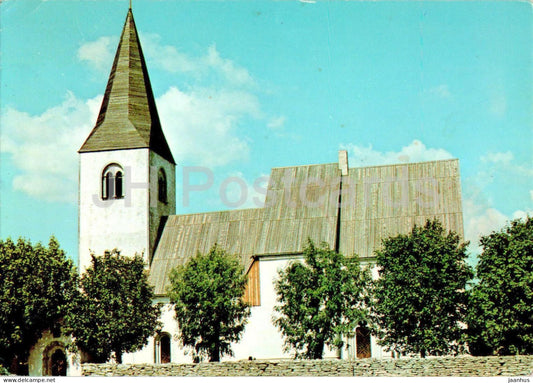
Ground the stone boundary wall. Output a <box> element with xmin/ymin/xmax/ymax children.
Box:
<box><xmin>83</xmin><ymin>355</ymin><xmax>533</xmax><ymax>377</ymax></box>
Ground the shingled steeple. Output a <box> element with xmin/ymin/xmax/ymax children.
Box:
<box><xmin>79</xmin><ymin>8</ymin><xmax>175</xmax><ymax>164</ymax></box>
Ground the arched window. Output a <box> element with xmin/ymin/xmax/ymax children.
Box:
<box><xmin>155</xmin><ymin>333</ymin><xmax>171</xmax><ymax>364</ymax></box>
<box><xmin>158</xmin><ymin>168</ymin><xmax>167</xmax><ymax>203</ymax></box>
<box><xmin>115</xmin><ymin>171</ymin><xmax>123</xmax><ymax>198</ymax></box>
<box><xmin>102</xmin><ymin>164</ymin><xmax>124</xmax><ymax>200</ymax></box>
<box><xmin>102</xmin><ymin>172</ymin><xmax>112</xmax><ymax>200</ymax></box>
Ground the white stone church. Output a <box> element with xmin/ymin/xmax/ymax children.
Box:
<box><xmin>28</xmin><ymin>8</ymin><xmax>464</xmax><ymax>376</ymax></box>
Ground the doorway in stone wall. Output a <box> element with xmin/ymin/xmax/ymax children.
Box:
<box><xmin>356</xmin><ymin>326</ymin><xmax>371</xmax><ymax>358</ymax></box>
<box><xmin>155</xmin><ymin>333</ymin><xmax>171</xmax><ymax>364</ymax></box>
<box><xmin>42</xmin><ymin>342</ymin><xmax>67</xmax><ymax>376</ymax></box>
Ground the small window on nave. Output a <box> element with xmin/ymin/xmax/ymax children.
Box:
<box><xmin>158</xmin><ymin>168</ymin><xmax>167</xmax><ymax>203</ymax></box>
<box><xmin>102</xmin><ymin>164</ymin><xmax>124</xmax><ymax>200</ymax></box>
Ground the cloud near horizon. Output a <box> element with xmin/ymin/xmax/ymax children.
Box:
<box><xmin>1</xmin><ymin>92</ymin><xmax>101</xmax><ymax>203</ymax></box>
<box><xmin>463</xmin><ymin>150</ymin><xmax>532</xmax><ymax>255</ymax></box>
<box><xmin>342</xmin><ymin>141</ymin><xmax>532</xmax><ymax>258</ymax></box>
<box><xmin>342</xmin><ymin>140</ymin><xmax>454</xmax><ymax>167</ymax></box>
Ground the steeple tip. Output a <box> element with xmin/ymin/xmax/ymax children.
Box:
<box><xmin>79</xmin><ymin>0</ymin><xmax>175</xmax><ymax>164</ymax></box>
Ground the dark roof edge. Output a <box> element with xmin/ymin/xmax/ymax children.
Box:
<box><xmin>78</xmin><ymin>145</ymin><xmax>176</xmax><ymax>164</ymax></box>
<box><xmin>78</xmin><ymin>146</ymin><xmax>149</xmax><ymax>154</ymax></box>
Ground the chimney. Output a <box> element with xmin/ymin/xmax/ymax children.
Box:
<box><xmin>338</xmin><ymin>150</ymin><xmax>349</xmax><ymax>176</ymax></box>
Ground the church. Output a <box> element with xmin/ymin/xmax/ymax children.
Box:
<box><xmin>28</xmin><ymin>7</ymin><xmax>463</xmax><ymax>375</ymax></box>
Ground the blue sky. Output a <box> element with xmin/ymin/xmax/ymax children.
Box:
<box><xmin>1</xmin><ymin>0</ymin><xmax>531</xmax><ymax>263</ymax></box>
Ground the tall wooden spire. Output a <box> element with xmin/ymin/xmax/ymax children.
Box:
<box><xmin>79</xmin><ymin>9</ymin><xmax>175</xmax><ymax>164</ymax></box>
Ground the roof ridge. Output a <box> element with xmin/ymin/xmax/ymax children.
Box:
<box><xmin>169</xmin><ymin>207</ymin><xmax>264</xmax><ymax>219</ymax></box>
<box><xmin>348</xmin><ymin>158</ymin><xmax>458</xmax><ymax>170</ymax></box>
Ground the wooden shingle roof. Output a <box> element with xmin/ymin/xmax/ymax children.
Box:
<box><xmin>149</xmin><ymin>163</ymin><xmax>342</xmax><ymax>295</ymax></box>
<box><xmin>149</xmin><ymin>159</ymin><xmax>464</xmax><ymax>295</ymax></box>
<box><xmin>149</xmin><ymin>209</ymin><xmax>266</xmax><ymax>295</ymax></box>
<box><xmin>338</xmin><ymin>159</ymin><xmax>463</xmax><ymax>258</ymax></box>
<box><xmin>79</xmin><ymin>9</ymin><xmax>175</xmax><ymax>164</ymax></box>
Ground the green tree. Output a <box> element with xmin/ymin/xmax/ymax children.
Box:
<box><xmin>0</xmin><ymin>237</ymin><xmax>78</xmax><ymax>374</ymax></box>
<box><xmin>167</xmin><ymin>244</ymin><xmax>250</xmax><ymax>362</ymax></box>
<box><xmin>273</xmin><ymin>239</ymin><xmax>371</xmax><ymax>359</ymax></box>
<box><xmin>466</xmin><ymin>217</ymin><xmax>533</xmax><ymax>355</ymax></box>
<box><xmin>371</xmin><ymin>219</ymin><xmax>473</xmax><ymax>357</ymax></box>
<box><xmin>64</xmin><ymin>250</ymin><xmax>161</xmax><ymax>363</ymax></box>
<box><xmin>0</xmin><ymin>364</ymin><xmax>9</xmax><ymax>376</ymax></box>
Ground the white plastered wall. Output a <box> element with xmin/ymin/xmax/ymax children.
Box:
<box><xmin>148</xmin><ymin>152</ymin><xmax>176</xmax><ymax>264</ymax></box>
<box><xmin>78</xmin><ymin>148</ymin><xmax>151</xmax><ymax>271</ymax></box>
<box><xmin>125</xmin><ymin>256</ymin><xmax>389</xmax><ymax>363</ymax></box>
<box><xmin>233</xmin><ymin>256</ymin><xmax>390</xmax><ymax>360</ymax></box>
<box><xmin>121</xmin><ymin>297</ymin><xmax>191</xmax><ymax>364</ymax></box>
<box><xmin>232</xmin><ymin>256</ymin><xmax>340</xmax><ymax>360</ymax></box>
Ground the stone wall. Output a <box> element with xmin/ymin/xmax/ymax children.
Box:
<box><xmin>82</xmin><ymin>355</ymin><xmax>533</xmax><ymax>377</ymax></box>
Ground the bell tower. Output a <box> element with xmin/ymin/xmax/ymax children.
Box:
<box><xmin>78</xmin><ymin>8</ymin><xmax>176</xmax><ymax>271</ymax></box>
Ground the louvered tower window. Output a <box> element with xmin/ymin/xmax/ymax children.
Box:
<box><xmin>158</xmin><ymin>168</ymin><xmax>167</xmax><ymax>203</ymax></box>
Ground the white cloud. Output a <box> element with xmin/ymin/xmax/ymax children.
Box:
<box><xmin>267</xmin><ymin>116</ymin><xmax>286</xmax><ymax>130</ymax></box>
<box><xmin>157</xmin><ymin>86</ymin><xmax>259</xmax><ymax>168</ymax></box>
<box><xmin>463</xmin><ymin>195</ymin><xmax>509</xmax><ymax>255</ymax></box>
<box><xmin>1</xmin><ymin>92</ymin><xmax>102</xmax><ymax>202</ymax></box>
<box><xmin>512</xmin><ymin>210</ymin><xmax>531</xmax><ymax>220</ymax></box>
<box><xmin>474</xmin><ymin>151</ymin><xmax>533</xmax><ymax>195</ymax></box>
<box><xmin>140</xmin><ymin>33</ymin><xmax>197</xmax><ymax>74</ymax></box>
<box><xmin>463</xmin><ymin>150</ymin><xmax>532</xmax><ymax>257</ymax></box>
<box><xmin>6</xmin><ymin>35</ymin><xmax>264</xmax><ymax>203</ymax></box>
<box><xmin>480</xmin><ymin>151</ymin><xmax>513</xmax><ymax>165</ymax></box>
<box><xmin>77</xmin><ymin>36</ymin><xmax>116</xmax><ymax>72</ymax></box>
<box><xmin>1</xmin><ymin>86</ymin><xmax>259</xmax><ymax>202</ymax></box>
<box><xmin>490</xmin><ymin>90</ymin><xmax>507</xmax><ymax>118</ymax></box>
<box><xmin>463</xmin><ymin>192</ymin><xmax>532</xmax><ymax>256</ymax></box>
<box><xmin>76</xmin><ymin>33</ymin><xmax>262</xmax><ymax>168</ymax></box>
<box><xmin>342</xmin><ymin>140</ymin><xmax>454</xmax><ymax>167</ymax></box>
<box><xmin>79</xmin><ymin>33</ymin><xmax>255</xmax><ymax>88</ymax></box>
<box><xmin>203</xmin><ymin>45</ymin><xmax>255</xmax><ymax>87</ymax></box>
<box><xmin>429</xmin><ymin>84</ymin><xmax>452</xmax><ymax>99</ymax></box>
<box><xmin>141</xmin><ymin>34</ymin><xmax>255</xmax><ymax>88</ymax></box>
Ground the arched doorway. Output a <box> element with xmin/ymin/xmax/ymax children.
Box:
<box><xmin>42</xmin><ymin>342</ymin><xmax>68</xmax><ymax>376</ymax></box>
<box><xmin>154</xmin><ymin>333</ymin><xmax>171</xmax><ymax>364</ymax></box>
<box><xmin>51</xmin><ymin>350</ymin><xmax>67</xmax><ymax>376</ymax></box>
<box><xmin>356</xmin><ymin>326</ymin><xmax>371</xmax><ymax>359</ymax></box>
